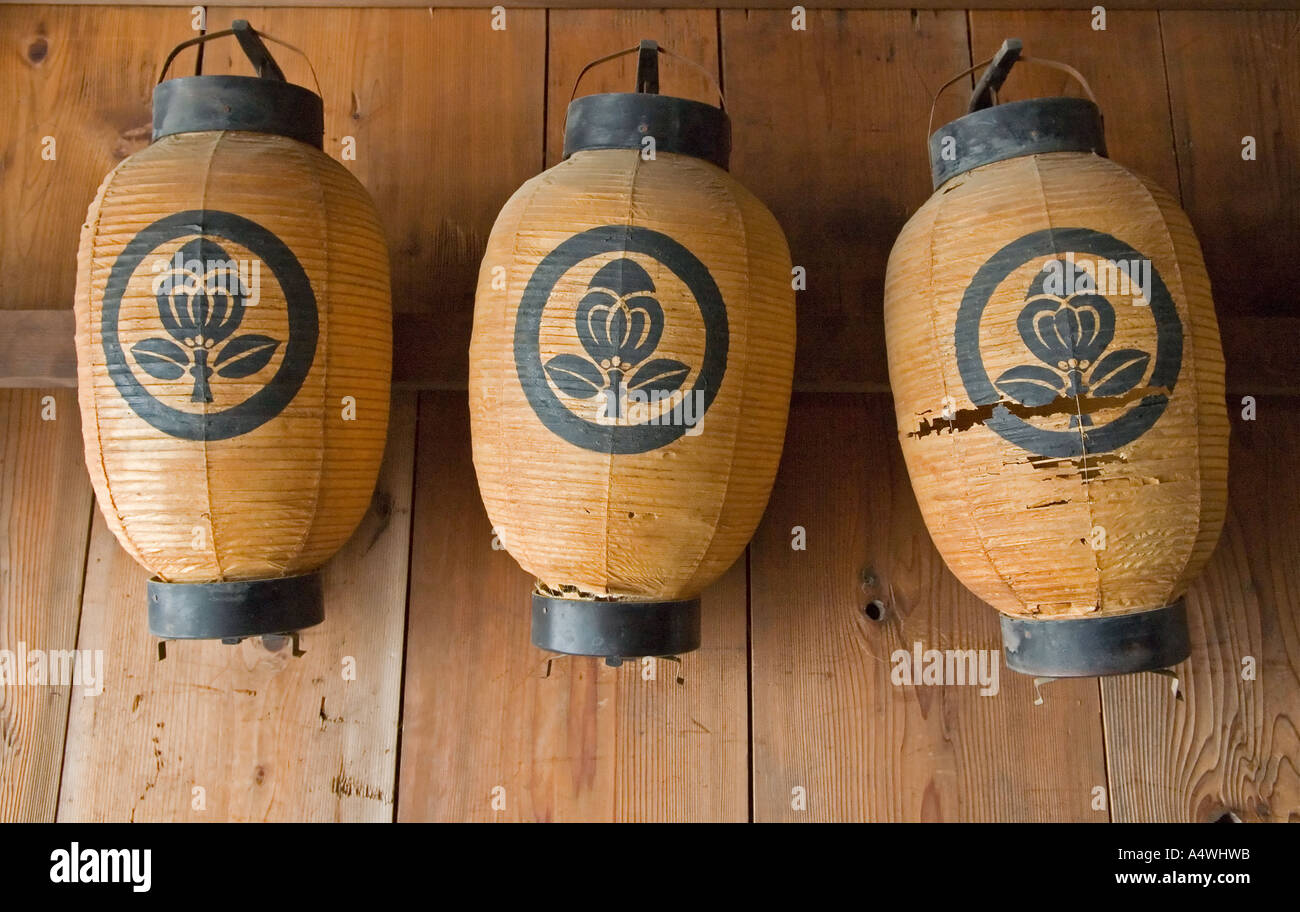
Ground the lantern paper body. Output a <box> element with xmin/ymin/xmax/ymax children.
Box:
<box><xmin>885</xmin><ymin>151</ymin><xmax>1228</xmax><ymax>632</ymax></box>
<box><xmin>470</xmin><ymin>148</ymin><xmax>794</xmax><ymax>605</ymax></box>
<box><xmin>76</xmin><ymin>130</ymin><xmax>391</xmax><ymax>595</ymax></box>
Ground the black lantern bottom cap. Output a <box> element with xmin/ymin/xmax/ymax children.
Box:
<box><xmin>148</xmin><ymin>572</ymin><xmax>323</xmax><ymax>643</ymax></box>
<box><xmin>531</xmin><ymin>592</ymin><xmax>701</xmax><ymax>663</ymax></box>
<box><xmin>1000</xmin><ymin>599</ymin><xmax>1189</xmax><ymax>677</ymax></box>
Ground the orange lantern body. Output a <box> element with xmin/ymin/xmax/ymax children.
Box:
<box><xmin>469</xmin><ymin>43</ymin><xmax>795</xmax><ymax>660</ymax></box>
<box><xmin>884</xmin><ymin>43</ymin><xmax>1228</xmax><ymax>676</ymax></box>
<box><xmin>74</xmin><ymin>23</ymin><xmax>391</xmax><ymax>642</ymax></box>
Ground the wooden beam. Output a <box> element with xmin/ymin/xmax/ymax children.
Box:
<box><xmin>7</xmin><ymin>308</ymin><xmax>1294</xmax><ymax>395</ymax></box>
<box><xmin>1100</xmin><ymin>8</ymin><xmax>1300</xmax><ymax>824</ymax></box>
<box><xmin>0</xmin><ymin>310</ymin><xmax>75</xmax><ymax>388</ymax></box>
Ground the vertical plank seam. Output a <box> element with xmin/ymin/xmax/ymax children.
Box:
<box><xmin>53</xmin><ymin>409</ymin><xmax>98</xmax><ymax>822</ymax></box>
<box><xmin>1155</xmin><ymin>11</ymin><xmax>1186</xmax><ymax>207</ymax></box>
<box><xmin>745</xmin><ymin>545</ymin><xmax>754</xmax><ymax>824</ymax></box>
<box><xmin>715</xmin><ymin>7</ymin><xmax>754</xmax><ymax>825</ymax></box>
<box><xmin>389</xmin><ymin>392</ymin><xmax>423</xmax><ymax>821</ymax></box>
<box><xmin>1098</xmin><ymin>679</ymin><xmax>1113</xmax><ymax>822</ymax></box>
<box><xmin>541</xmin><ymin>8</ymin><xmax>550</xmax><ymax>170</ymax></box>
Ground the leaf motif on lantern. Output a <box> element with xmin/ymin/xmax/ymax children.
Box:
<box><xmin>627</xmin><ymin>358</ymin><xmax>690</xmax><ymax>396</ymax></box>
<box><xmin>1088</xmin><ymin>348</ymin><xmax>1150</xmax><ymax>398</ymax></box>
<box><xmin>214</xmin><ymin>334</ymin><xmax>280</xmax><ymax>379</ymax></box>
<box><xmin>130</xmin><ymin>337</ymin><xmax>190</xmax><ymax>382</ymax></box>
<box><xmin>544</xmin><ymin>353</ymin><xmax>605</xmax><ymax>399</ymax></box>
<box><xmin>994</xmin><ymin>364</ymin><xmax>1066</xmax><ymax>407</ymax></box>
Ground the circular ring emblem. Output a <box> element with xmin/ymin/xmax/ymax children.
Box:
<box><xmin>954</xmin><ymin>227</ymin><xmax>1183</xmax><ymax>458</ymax></box>
<box><xmin>513</xmin><ymin>225</ymin><xmax>729</xmax><ymax>454</ymax></box>
<box><xmin>100</xmin><ymin>210</ymin><xmax>317</xmax><ymax>441</ymax></box>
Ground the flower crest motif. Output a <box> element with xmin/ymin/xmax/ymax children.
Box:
<box><xmin>131</xmin><ymin>237</ymin><xmax>279</xmax><ymax>403</ymax></box>
<box><xmin>543</xmin><ymin>258</ymin><xmax>689</xmax><ymax>419</ymax></box>
<box><xmin>994</xmin><ymin>258</ymin><xmax>1152</xmax><ymax>427</ymax></box>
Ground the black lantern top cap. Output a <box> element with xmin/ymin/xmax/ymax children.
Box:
<box><xmin>563</xmin><ymin>40</ymin><xmax>732</xmax><ymax>171</ymax></box>
<box><xmin>928</xmin><ymin>38</ymin><xmax>1107</xmax><ymax>189</ymax></box>
<box><xmin>152</xmin><ymin>21</ymin><xmax>324</xmax><ymax>149</ymax></box>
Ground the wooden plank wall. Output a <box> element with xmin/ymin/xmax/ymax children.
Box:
<box><xmin>0</xmin><ymin>4</ymin><xmax>1295</xmax><ymax>822</ymax></box>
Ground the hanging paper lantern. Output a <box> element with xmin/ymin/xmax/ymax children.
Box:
<box><xmin>884</xmin><ymin>40</ymin><xmax>1228</xmax><ymax>676</ymax></box>
<box><xmin>75</xmin><ymin>22</ymin><xmax>391</xmax><ymax>643</ymax></box>
<box><xmin>470</xmin><ymin>41</ymin><xmax>795</xmax><ymax>662</ymax></box>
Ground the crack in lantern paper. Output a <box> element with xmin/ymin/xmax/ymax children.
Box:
<box><xmin>908</xmin><ymin>384</ymin><xmax>1172</xmax><ymax>441</ymax></box>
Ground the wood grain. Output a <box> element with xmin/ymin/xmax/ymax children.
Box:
<box><xmin>0</xmin><ymin>4</ymin><xmax>1295</xmax><ymax>825</ymax></box>
<box><xmin>0</xmin><ymin>310</ymin><xmax>74</xmax><ymax>387</ymax></box>
<box><xmin>969</xmin><ymin>9</ymin><xmax>1181</xmax><ymax>192</ymax></box>
<box><xmin>721</xmin><ymin>9</ymin><xmax>971</xmax><ymax>390</ymax></box>
<box><xmin>750</xmin><ymin>394</ymin><xmax>1107</xmax><ymax>821</ymax></box>
<box><xmin>397</xmin><ymin>391</ymin><xmax>748</xmax><ymax>822</ymax></box>
<box><xmin>0</xmin><ymin>390</ymin><xmax>94</xmax><ymax>821</ymax></box>
<box><xmin>1160</xmin><ymin>10</ymin><xmax>1300</xmax><ymax>322</ymax></box>
<box><xmin>0</xmin><ymin>6</ymin><xmax>195</xmax><ymax>311</ymax></box>
<box><xmin>1102</xmin><ymin>398</ymin><xmax>1300</xmax><ymax>822</ymax></box>
<box><xmin>57</xmin><ymin>393</ymin><xmax>415</xmax><ymax>822</ymax></box>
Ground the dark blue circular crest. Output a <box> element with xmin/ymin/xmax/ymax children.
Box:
<box><xmin>954</xmin><ymin>227</ymin><xmax>1183</xmax><ymax>458</ymax></box>
<box><xmin>100</xmin><ymin>210</ymin><xmax>317</xmax><ymax>441</ymax></box>
<box><xmin>513</xmin><ymin>225</ymin><xmax>728</xmax><ymax>454</ymax></box>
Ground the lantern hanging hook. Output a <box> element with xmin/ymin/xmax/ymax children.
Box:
<box><xmin>968</xmin><ymin>37</ymin><xmax>1023</xmax><ymax>112</ymax></box>
<box><xmin>568</xmin><ymin>38</ymin><xmax>727</xmax><ymax>109</ymax></box>
<box><xmin>156</xmin><ymin>19</ymin><xmax>324</xmax><ymax>100</ymax></box>
<box><xmin>926</xmin><ymin>38</ymin><xmax>1099</xmax><ymax>141</ymax></box>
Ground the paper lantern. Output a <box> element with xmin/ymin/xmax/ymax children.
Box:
<box><xmin>470</xmin><ymin>41</ymin><xmax>795</xmax><ymax>661</ymax></box>
<box><xmin>75</xmin><ymin>22</ymin><xmax>391</xmax><ymax>643</ymax></box>
<box><xmin>884</xmin><ymin>41</ymin><xmax>1228</xmax><ymax>676</ymax></box>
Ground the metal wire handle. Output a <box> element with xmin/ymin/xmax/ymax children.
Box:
<box><xmin>157</xmin><ymin>19</ymin><xmax>323</xmax><ymax>99</ymax></box>
<box><xmin>568</xmin><ymin>39</ymin><xmax>727</xmax><ymax>109</ymax></box>
<box><xmin>927</xmin><ymin>38</ymin><xmax>1098</xmax><ymax>140</ymax></box>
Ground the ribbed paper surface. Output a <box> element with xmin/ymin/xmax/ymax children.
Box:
<box><xmin>75</xmin><ymin>131</ymin><xmax>392</xmax><ymax>583</ymax></box>
<box><xmin>470</xmin><ymin>149</ymin><xmax>795</xmax><ymax>600</ymax></box>
<box><xmin>885</xmin><ymin>152</ymin><xmax>1228</xmax><ymax>619</ymax></box>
